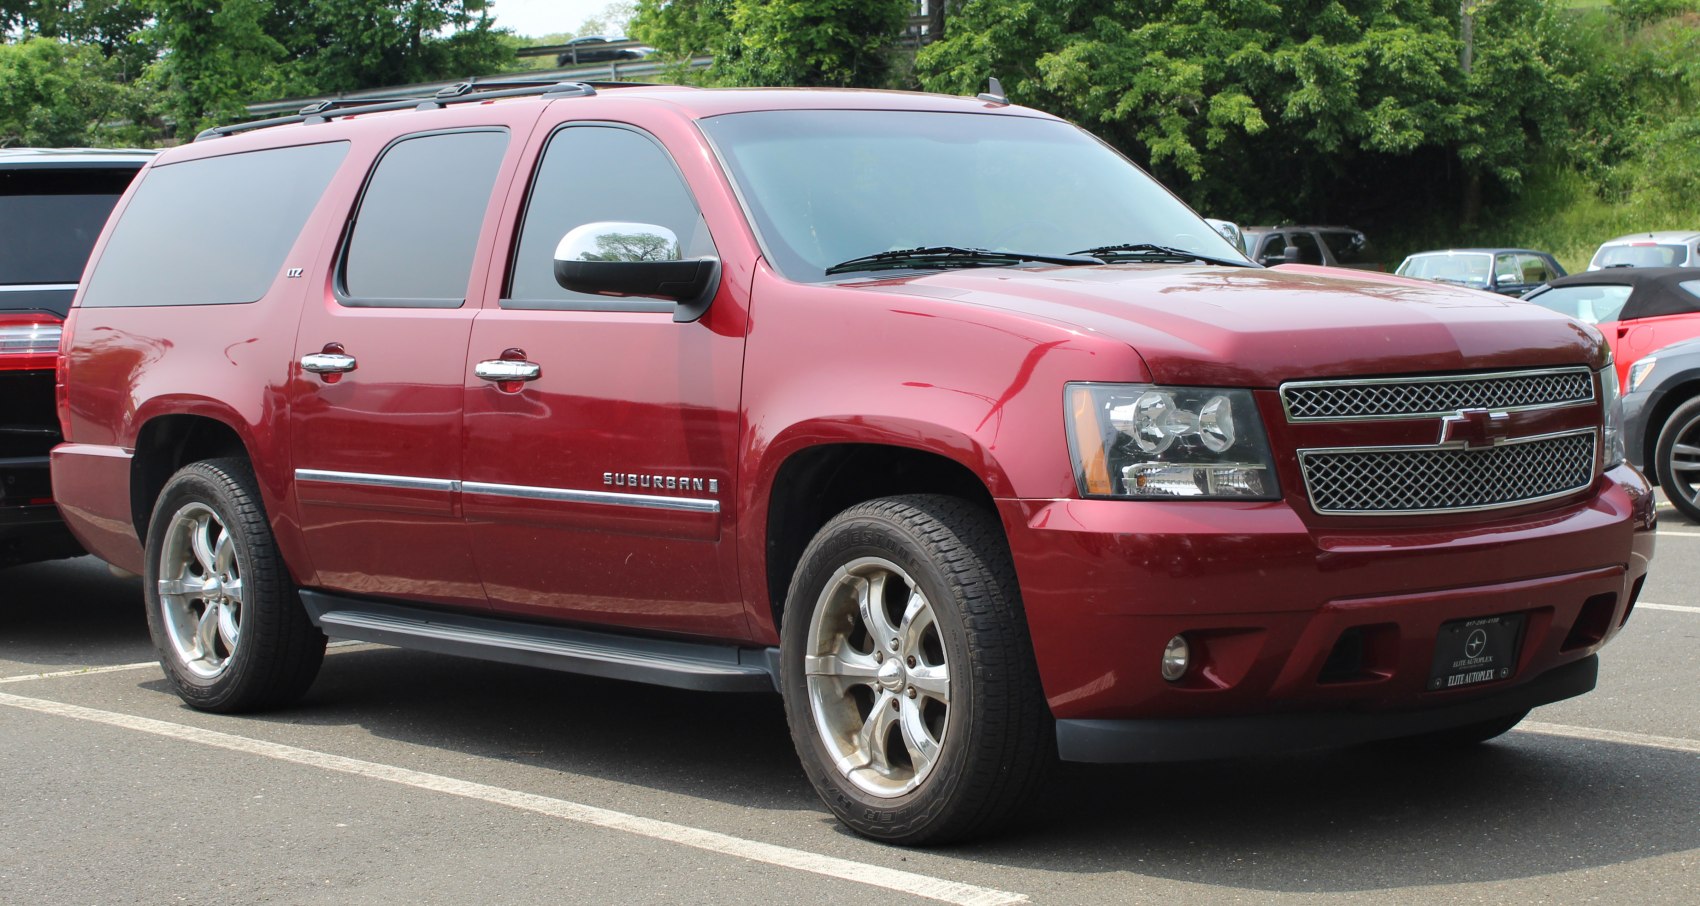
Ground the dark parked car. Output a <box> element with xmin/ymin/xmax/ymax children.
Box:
<box><xmin>1242</xmin><ymin>225</ymin><xmax>1379</xmax><ymax>270</ymax></box>
<box><xmin>1522</xmin><ymin>268</ymin><xmax>1700</xmax><ymax>390</ymax></box>
<box><xmin>1396</xmin><ymin>248</ymin><xmax>1566</xmax><ymax>296</ymax></box>
<box><xmin>1622</xmin><ymin>324</ymin><xmax>1700</xmax><ymax>522</ymax></box>
<box><xmin>1</xmin><ymin>148</ymin><xmax>151</xmax><ymax>568</ymax></box>
<box><xmin>554</xmin><ymin>35</ymin><xmax>653</xmax><ymax>67</ymax></box>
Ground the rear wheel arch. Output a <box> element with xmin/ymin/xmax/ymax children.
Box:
<box><xmin>130</xmin><ymin>415</ymin><xmax>250</xmax><ymax>541</ymax></box>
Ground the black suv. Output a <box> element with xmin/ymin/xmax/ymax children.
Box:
<box><xmin>1</xmin><ymin>148</ymin><xmax>151</xmax><ymax>568</ymax></box>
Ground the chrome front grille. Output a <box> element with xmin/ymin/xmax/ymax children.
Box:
<box><xmin>1281</xmin><ymin>367</ymin><xmax>1593</xmax><ymax>421</ymax></box>
<box><xmin>1298</xmin><ymin>431</ymin><xmax>1597</xmax><ymax>515</ymax></box>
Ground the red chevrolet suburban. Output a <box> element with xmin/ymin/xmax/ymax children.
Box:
<box><xmin>52</xmin><ymin>82</ymin><xmax>1656</xmax><ymax>844</ymax></box>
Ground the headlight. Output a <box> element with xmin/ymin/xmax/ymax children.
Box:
<box><xmin>1066</xmin><ymin>383</ymin><xmax>1279</xmax><ymax>499</ymax></box>
<box><xmin>1626</xmin><ymin>356</ymin><xmax>1657</xmax><ymax>393</ymax></box>
<box><xmin>1600</xmin><ymin>364</ymin><xmax>1625</xmax><ymax>468</ymax></box>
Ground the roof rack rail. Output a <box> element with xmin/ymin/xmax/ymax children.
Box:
<box><xmin>194</xmin><ymin>79</ymin><xmax>643</xmax><ymax>143</ymax></box>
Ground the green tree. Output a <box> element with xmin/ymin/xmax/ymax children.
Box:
<box><xmin>916</xmin><ymin>0</ymin><xmax>1571</xmax><ymax>226</ymax></box>
<box><xmin>0</xmin><ymin>37</ymin><xmax>141</xmax><ymax>147</ymax></box>
<box><xmin>260</xmin><ymin>0</ymin><xmax>514</xmax><ymax>96</ymax></box>
<box><xmin>147</xmin><ymin>0</ymin><xmax>286</xmax><ymax>139</ymax></box>
<box><xmin>630</xmin><ymin>0</ymin><xmax>732</xmax><ymax>83</ymax></box>
<box><xmin>633</xmin><ymin>0</ymin><xmax>910</xmax><ymax>87</ymax></box>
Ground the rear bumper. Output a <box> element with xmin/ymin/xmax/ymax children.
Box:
<box><xmin>1057</xmin><ymin>655</ymin><xmax>1596</xmax><ymax>762</ymax></box>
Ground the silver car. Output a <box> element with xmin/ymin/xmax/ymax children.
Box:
<box><xmin>1588</xmin><ymin>230</ymin><xmax>1700</xmax><ymax>270</ymax></box>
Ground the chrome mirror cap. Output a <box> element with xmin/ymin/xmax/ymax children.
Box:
<box><xmin>554</xmin><ymin>222</ymin><xmax>682</xmax><ymax>264</ymax></box>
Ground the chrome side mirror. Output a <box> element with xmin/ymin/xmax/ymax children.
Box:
<box><xmin>1203</xmin><ymin>218</ymin><xmax>1247</xmax><ymax>256</ymax></box>
<box><xmin>552</xmin><ymin>221</ymin><xmax>719</xmax><ymax>322</ymax></box>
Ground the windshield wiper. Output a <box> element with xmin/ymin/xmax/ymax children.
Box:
<box><xmin>1071</xmin><ymin>243</ymin><xmax>1251</xmax><ymax>268</ymax></box>
<box><xmin>824</xmin><ymin>246</ymin><xmax>1103</xmax><ymax>276</ymax></box>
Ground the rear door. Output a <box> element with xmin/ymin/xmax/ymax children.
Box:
<box><xmin>459</xmin><ymin>118</ymin><xmax>749</xmax><ymax>639</ymax></box>
<box><xmin>289</xmin><ymin>124</ymin><xmax>530</xmax><ymax>606</ymax></box>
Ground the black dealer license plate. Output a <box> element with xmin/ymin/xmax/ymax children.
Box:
<box><xmin>1427</xmin><ymin>614</ymin><xmax>1526</xmax><ymax>691</ymax></box>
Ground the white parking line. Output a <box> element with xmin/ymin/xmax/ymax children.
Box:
<box><xmin>1519</xmin><ymin>721</ymin><xmax>1700</xmax><ymax>756</ymax></box>
<box><xmin>0</xmin><ymin>641</ymin><xmax>379</xmax><ymax>685</ymax></box>
<box><xmin>1639</xmin><ymin>602</ymin><xmax>1700</xmax><ymax>614</ymax></box>
<box><xmin>0</xmin><ymin>661</ymin><xmax>158</xmax><ymax>685</ymax></box>
<box><xmin>1656</xmin><ymin>528</ymin><xmax>1700</xmax><ymax>537</ymax></box>
<box><xmin>0</xmin><ymin>691</ymin><xmax>1027</xmax><ymax>906</ymax></box>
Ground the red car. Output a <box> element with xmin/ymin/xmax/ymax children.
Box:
<box><xmin>53</xmin><ymin>82</ymin><xmax>1655</xmax><ymax>844</ymax></box>
<box><xmin>1522</xmin><ymin>268</ymin><xmax>1700</xmax><ymax>390</ymax></box>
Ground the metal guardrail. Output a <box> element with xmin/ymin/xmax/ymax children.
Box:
<box><xmin>243</xmin><ymin>57</ymin><xmax>713</xmax><ymax>119</ymax></box>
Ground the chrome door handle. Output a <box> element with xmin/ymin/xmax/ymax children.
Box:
<box><xmin>300</xmin><ymin>353</ymin><xmax>357</xmax><ymax>374</ymax></box>
<box><xmin>474</xmin><ymin>359</ymin><xmax>542</xmax><ymax>382</ymax></box>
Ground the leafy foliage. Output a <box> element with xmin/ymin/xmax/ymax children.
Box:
<box><xmin>632</xmin><ymin>0</ymin><xmax>911</xmax><ymax>87</ymax></box>
<box><xmin>0</xmin><ymin>37</ymin><xmax>146</xmax><ymax>147</ymax></box>
<box><xmin>916</xmin><ymin>1</ymin><xmax>1578</xmax><ymax>226</ymax></box>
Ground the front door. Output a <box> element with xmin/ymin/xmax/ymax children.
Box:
<box><xmin>461</xmin><ymin>122</ymin><xmax>748</xmax><ymax>638</ymax></box>
<box><xmin>289</xmin><ymin>127</ymin><xmax>518</xmax><ymax>606</ymax></box>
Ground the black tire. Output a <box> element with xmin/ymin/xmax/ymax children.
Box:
<box><xmin>143</xmin><ymin>458</ymin><xmax>325</xmax><ymax>712</ymax></box>
<box><xmin>1654</xmin><ymin>396</ymin><xmax>1700</xmax><ymax>522</ymax></box>
<box><xmin>1405</xmin><ymin>708</ymin><xmax>1530</xmax><ymax>748</ymax></box>
<box><xmin>779</xmin><ymin>495</ymin><xmax>1051</xmax><ymax>845</ymax></box>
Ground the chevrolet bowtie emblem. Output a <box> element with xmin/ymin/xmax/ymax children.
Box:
<box><xmin>1439</xmin><ymin>408</ymin><xmax>1512</xmax><ymax>449</ymax></box>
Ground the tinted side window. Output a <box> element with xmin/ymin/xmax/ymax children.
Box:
<box><xmin>1517</xmin><ymin>254</ymin><xmax>1555</xmax><ymax>284</ymax></box>
<box><xmin>505</xmin><ymin>125</ymin><xmax>715</xmax><ymax>311</ymax></box>
<box><xmin>81</xmin><ymin>143</ymin><xmax>347</xmax><ymax>308</ymax></box>
<box><xmin>1319</xmin><ymin>230</ymin><xmax>1369</xmax><ymax>266</ymax></box>
<box><xmin>1256</xmin><ymin>234</ymin><xmax>1285</xmax><ymax>259</ymax></box>
<box><xmin>1494</xmin><ymin>254</ymin><xmax>1521</xmax><ymax>283</ymax></box>
<box><xmin>1288</xmin><ymin>232</ymin><xmax>1323</xmax><ymax>265</ymax></box>
<box><xmin>342</xmin><ymin>130</ymin><xmax>509</xmax><ymax>308</ymax></box>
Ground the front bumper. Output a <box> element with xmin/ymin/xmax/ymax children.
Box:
<box><xmin>1058</xmin><ymin>655</ymin><xmax>1596</xmax><ymax>762</ymax></box>
<box><xmin>998</xmin><ymin>465</ymin><xmax>1655</xmax><ymax>756</ymax></box>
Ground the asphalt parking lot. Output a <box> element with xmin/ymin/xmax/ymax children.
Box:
<box><xmin>3</xmin><ymin>510</ymin><xmax>1697</xmax><ymax>905</ymax></box>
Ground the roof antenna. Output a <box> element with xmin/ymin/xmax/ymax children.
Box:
<box><xmin>976</xmin><ymin>77</ymin><xmax>1008</xmax><ymax>106</ymax></box>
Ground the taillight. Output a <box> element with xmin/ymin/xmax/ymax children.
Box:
<box><xmin>0</xmin><ymin>311</ymin><xmax>63</xmax><ymax>372</ymax></box>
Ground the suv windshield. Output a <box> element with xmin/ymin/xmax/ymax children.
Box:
<box><xmin>0</xmin><ymin>168</ymin><xmax>134</xmax><ymax>285</ymax></box>
<box><xmin>699</xmin><ymin>110</ymin><xmax>1246</xmax><ymax>281</ymax></box>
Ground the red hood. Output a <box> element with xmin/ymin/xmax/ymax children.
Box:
<box><xmin>860</xmin><ymin>264</ymin><xmax>1606</xmax><ymax>386</ymax></box>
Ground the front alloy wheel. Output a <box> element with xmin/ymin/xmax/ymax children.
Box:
<box><xmin>805</xmin><ymin>557</ymin><xmax>951</xmax><ymax>798</ymax></box>
<box><xmin>780</xmin><ymin>495</ymin><xmax>1051</xmax><ymax>845</ymax></box>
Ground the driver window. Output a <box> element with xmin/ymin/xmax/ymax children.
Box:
<box><xmin>504</xmin><ymin>125</ymin><xmax>716</xmax><ymax>310</ymax></box>
<box><xmin>1494</xmin><ymin>254</ymin><xmax>1521</xmax><ymax>284</ymax></box>
<box><xmin>1288</xmin><ymin>232</ymin><xmax>1322</xmax><ymax>265</ymax></box>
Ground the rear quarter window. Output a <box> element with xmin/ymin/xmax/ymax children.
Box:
<box><xmin>80</xmin><ymin>142</ymin><xmax>348</xmax><ymax>308</ymax></box>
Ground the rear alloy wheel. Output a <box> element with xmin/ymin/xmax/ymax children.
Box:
<box><xmin>1655</xmin><ymin>396</ymin><xmax>1700</xmax><ymax>522</ymax></box>
<box><xmin>780</xmin><ymin>495</ymin><xmax>1051</xmax><ymax>845</ymax></box>
<box><xmin>144</xmin><ymin>458</ymin><xmax>325</xmax><ymax>712</ymax></box>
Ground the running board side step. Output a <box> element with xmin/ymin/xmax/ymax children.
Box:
<box><xmin>299</xmin><ymin>591</ymin><xmax>780</xmax><ymax>693</ymax></box>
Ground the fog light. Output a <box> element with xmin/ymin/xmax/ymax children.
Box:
<box><xmin>1161</xmin><ymin>634</ymin><xmax>1190</xmax><ymax>681</ymax></box>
